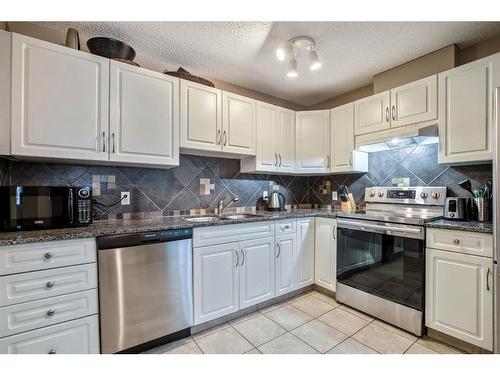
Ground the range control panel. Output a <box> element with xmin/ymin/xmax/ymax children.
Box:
<box><xmin>365</xmin><ymin>186</ymin><xmax>447</xmax><ymax>206</ymax></box>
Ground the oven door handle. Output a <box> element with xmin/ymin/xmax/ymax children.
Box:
<box><xmin>337</xmin><ymin>219</ymin><xmax>423</xmax><ymax>239</ymax></box>
<box><xmin>68</xmin><ymin>189</ymin><xmax>74</xmax><ymax>225</ymax></box>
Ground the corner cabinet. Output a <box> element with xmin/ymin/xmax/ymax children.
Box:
<box><xmin>438</xmin><ymin>53</ymin><xmax>500</xmax><ymax>164</ymax></box>
<box><xmin>109</xmin><ymin>61</ymin><xmax>179</xmax><ymax>167</ymax></box>
<box><xmin>180</xmin><ymin>79</ymin><xmax>222</xmax><ymax>152</ymax></box>
<box><xmin>295</xmin><ymin>110</ymin><xmax>330</xmax><ymax>174</ymax></box>
<box><xmin>11</xmin><ymin>33</ymin><xmax>109</xmax><ymax>161</ymax></box>
<box><xmin>314</xmin><ymin>218</ymin><xmax>336</xmax><ymax>292</ymax></box>
<box><xmin>330</xmin><ymin>103</ymin><xmax>368</xmax><ymax>173</ymax></box>
<box><xmin>222</xmin><ymin>91</ymin><xmax>256</xmax><ymax>155</ymax></box>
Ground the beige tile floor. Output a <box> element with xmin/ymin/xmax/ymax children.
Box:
<box><xmin>144</xmin><ymin>290</ymin><xmax>463</xmax><ymax>355</ymax></box>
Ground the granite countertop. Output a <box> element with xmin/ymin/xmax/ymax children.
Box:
<box><xmin>0</xmin><ymin>209</ymin><xmax>340</xmax><ymax>246</ymax></box>
<box><xmin>424</xmin><ymin>219</ymin><xmax>493</xmax><ymax>234</ymax></box>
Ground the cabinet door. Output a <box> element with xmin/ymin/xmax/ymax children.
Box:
<box><xmin>277</xmin><ymin>107</ymin><xmax>296</xmax><ymax>173</ymax></box>
<box><xmin>331</xmin><ymin>103</ymin><xmax>354</xmax><ymax>173</ymax></box>
<box><xmin>354</xmin><ymin>91</ymin><xmax>390</xmax><ymax>135</ymax></box>
<box><xmin>295</xmin><ymin>110</ymin><xmax>330</xmax><ymax>174</ymax></box>
<box><xmin>296</xmin><ymin>218</ymin><xmax>315</xmax><ymax>288</ymax></box>
<box><xmin>109</xmin><ymin>61</ymin><xmax>179</xmax><ymax>166</ymax></box>
<box><xmin>180</xmin><ymin>79</ymin><xmax>222</xmax><ymax>152</ymax></box>
<box><xmin>255</xmin><ymin>101</ymin><xmax>278</xmax><ymax>172</ymax></box>
<box><xmin>0</xmin><ymin>31</ymin><xmax>10</xmax><ymax>156</ymax></box>
<box><xmin>222</xmin><ymin>91</ymin><xmax>256</xmax><ymax>155</ymax></box>
<box><xmin>314</xmin><ymin>218</ymin><xmax>336</xmax><ymax>292</ymax></box>
<box><xmin>239</xmin><ymin>237</ymin><xmax>275</xmax><ymax>309</ymax></box>
<box><xmin>193</xmin><ymin>243</ymin><xmax>239</xmax><ymax>325</ymax></box>
<box><xmin>426</xmin><ymin>248</ymin><xmax>493</xmax><ymax>350</ymax></box>
<box><xmin>275</xmin><ymin>233</ymin><xmax>297</xmax><ymax>296</ymax></box>
<box><xmin>11</xmin><ymin>33</ymin><xmax>109</xmax><ymax>161</ymax></box>
<box><xmin>390</xmin><ymin>75</ymin><xmax>437</xmax><ymax>128</ymax></box>
<box><xmin>438</xmin><ymin>54</ymin><xmax>500</xmax><ymax>164</ymax></box>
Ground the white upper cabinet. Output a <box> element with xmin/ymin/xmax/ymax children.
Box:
<box><xmin>390</xmin><ymin>75</ymin><xmax>437</xmax><ymax>128</ymax></box>
<box><xmin>277</xmin><ymin>107</ymin><xmax>296</xmax><ymax>173</ymax></box>
<box><xmin>438</xmin><ymin>53</ymin><xmax>500</xmax><ymax>164</ymax></box>
<box><xmin>314</xmin><ymin>218</ymin><xmax>336</xmax><ymax>292</ymax></box>
<box><xmin>0</xmin><ymin>31</ymin><xmax>10</xmax><ymax>156</ymax></box>
<box><xmin>109</xmin><ymin>61</ymin><xmax>179</xmax><ymax>167</ymax></box>
<box><xmin>11</xmin><ymin>33</ymin><xmax>109</xmax><ymax>161</ymax></box>
<box><xmin>180</xmin><ymin>80</ymin><xmax>222</xmax><ymax>152</ymax></box>
<box><xmin>256</xmin><ymin>101</ymin><xmax>279</xmax><ymax>172</ymax></box>
<box><xmin>330</xmin><ymin>103</ymin><xmax>368</xmax><ymax>173</ymax></box>
<box><xmin>354</xmin><ymin>91</ymin><xmax>390</xmax><ymax>135</ymax></box>
<box><xmin>222</xmin><ymin>91</ymin><xmax>256</xmax><ymax>155</ymax></box>
<box><xmin>295</xmin><ymin>110</ymin><xmax>330</xmax><ymax>174</ymax></box>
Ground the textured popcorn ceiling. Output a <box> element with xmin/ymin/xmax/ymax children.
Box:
<box><xmin>32</xmin><ymin>21</ymin><xmax>500</xmax><ymax>106</ymax></box>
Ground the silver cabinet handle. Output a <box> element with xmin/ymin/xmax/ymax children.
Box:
<box><xmin>392</xmin><ymin>105</ymin><xmax>396</xmax><ymax>121</ymax></box>
<box><xmin>274</xmin><ymin>153</ymin><xmax>278</xmax><ymax>166</ymax></box>
<box><xmin>276</xmin><ymin>242</ymin><xmax>281</xmax><ymax>258</ymax></box>
<box><xmin>332</xmin><ymin>224</ymin><xmax>336</xmax><ymax>240</ymax></box>
<box><xmin>223</xmin><ymin>131</ymin><xmax>227</xmax><ymax>146</ymax></box>
<box><xmin>453</xmin><ymin>239</ymin><xmax>460</xmax><ymax>245</ymax></box>
<box><xmin>386</xmin><ymin>107</ymin><xmax>389</xmax><ymax>122</ymax></box>
<box><xmin>46</xmin><ymin>309</ymin><xmax>55</xmax><ymax>317</ymax></box>
<box><xmin>112</xmin><ymin>133</ymin><xmax>116</xmax><ymax>153</ymax></box>
<box><xmin>279</xmin><ymin>154</ymin><xmax>282</xmax><ymax>167</ymax></box>
<box><xmin>216</xmin><ymin>129</ymin><xmax>221</xmax><ymax>145</ymax></box>
<box><xmin>235</xmin><ymin>250</ymin><xmax>240</xmax><ymax>268</ymax></box>
<box><xmin>240</xmin><ymin>249</ymin><xmax>245</xmax><ymax>266</ymax></box>
<box><xmin>46</xmin><ymin>281</ymin><xmax>55</xmax><ymax>289</ymax></box>
<box><xmin>326</xmin><ymin>155</ymin><xmax>330</xmax><ymax>169</ymax></box>
<box><xmin>487</xmin><ymin>268</ymin><xmax>491</xmax><ymax>291</ymax></box>
<box><xmin>48</xmin><ymin>349</ymin><xmax>56</xmax><ymax>354</ymax></box>
<box><xmin>102</xmin><ymin>131</ymin><xmax>106</xmax><ymax>152</ymax></box>
<box><xmin>349</xmin><ymin>152</ymin><xmax>352</xmax><ymax>166</ymax></box>
<box><xmin>44</xmin><ymin>252</ymin><xmax>53</xmax><ymax>260</ymax></box>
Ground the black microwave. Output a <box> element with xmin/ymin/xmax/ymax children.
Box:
<box><xmin>0</xmin><ymin>186</ymin><xmax>92</xmax><ymax>231</ymax></box>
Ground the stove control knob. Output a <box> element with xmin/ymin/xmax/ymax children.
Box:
<box><xmin>432</xmin><ymin>192</ymin><xmax>441</xmax><ymax>199</ymax></box>
<box><xmin>420</xmin><ymin>192</ymin><xmax>428</xmax><ymax>199</ymax></box>
<box><xmin>378</xmin><ymin>192</ymin><xmax>384</xmax><ymax>198</ymax></box>
<box><xmin>369</xmin><ymin>191</ymin><xmax>375</xmax><ymax>198</ymax></box>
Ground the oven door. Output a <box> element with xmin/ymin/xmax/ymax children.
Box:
<box><xmin>0</xmin><ymin>186</ymin><xmax>74</xmax><ymax>231</ymax></box>
<box><xmin>336</xmin><ymin>218</ymin><xmax>425</xmax><ymax>311</ymax></box>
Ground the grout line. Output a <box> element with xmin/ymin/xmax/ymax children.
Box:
<box><xmin>427</xmin><ymin>166</ymin><xmax>449</xmax><ymax>186</ymax></box>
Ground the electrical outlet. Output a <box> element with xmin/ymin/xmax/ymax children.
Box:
<box><xmin>121</xmin><ymin>192</ymin><xmax>130</xmax><ymax>205</ymax></box>
<box><xmin>262</xmin><ymin>191</ymin><xmax>269</xmax><ymax>200</ymax></box>
<box><xmin>332</xmin><ymin>191</ymin><xmax>338</xmax><ymax>201</ymax></box>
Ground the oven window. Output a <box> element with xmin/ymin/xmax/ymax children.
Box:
<box><xmin>336</xmin><ymin>227</ymin><xmax>424</xmax><ymax>311</ymax></box>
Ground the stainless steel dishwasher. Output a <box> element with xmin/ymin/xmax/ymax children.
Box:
<box><xmin>97</xmin><ymin>228</ymin><xmax>193</xmax><ymax>354</ymax></box>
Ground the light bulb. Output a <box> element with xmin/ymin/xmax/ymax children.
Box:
<box><xmin>276</xmin><ymin>48</ymin><xmax>286</xmax><ymax>62</ymax></box>
<box><xmin>309</xmin><ymin>49</ymin><xmax>322</xmax><ymax>71</ymax></box>
<box><xmin>287</xmin><ymin>58</ymin><xmax>298</xmax><ymax>78</ymax></box>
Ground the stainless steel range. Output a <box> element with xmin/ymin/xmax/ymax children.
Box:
<box><xmin>335</xmin><ymin>186</ymin><xmax>447</xmax><ymax>336</ymax></box>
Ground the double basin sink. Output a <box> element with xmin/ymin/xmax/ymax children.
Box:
<box><xmin>184</xmin><ymin>213</ymin><xmax>261</xmax><ymax>223</ymax></box>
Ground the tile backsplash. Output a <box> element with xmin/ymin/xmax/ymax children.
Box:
<box><xmin>0</xmin><ymin>143</ymin><xmax>492</xmax><ymax>220</ymax></box>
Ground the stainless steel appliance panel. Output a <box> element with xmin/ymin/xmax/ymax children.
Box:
<box><xmin>98</xmin><ymin>237</ymin><xmax>193</xmax><ymax>354</ymax></box>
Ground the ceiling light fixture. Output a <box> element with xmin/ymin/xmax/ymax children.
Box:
<box><xmin>276</xmin><ymin>36</ymin><xmax>322</xmax><ymax>78</ymax></box>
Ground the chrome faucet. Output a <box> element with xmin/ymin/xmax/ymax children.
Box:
<box><xmin>218</xmin><ymin>196</ymin><xmax>239</xmax><ymax>215</ymax></box>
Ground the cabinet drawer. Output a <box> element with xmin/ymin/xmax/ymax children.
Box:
<box><xmin>0</xmin><ymin>239</ymin><xmax>96</xmax><ymax>276</ymax></box>
<box><xmin>426</xmin><ymin>228</ymin><xmax>493</xmax><ymax>257</ymax></box>
<box><xmin>275</xmin><ymin>220</ymin><xmax>296</xmax><ymax>234</ymax></box>
<box><xmin>0</xmin><ymin>289</ymin><xmax>98</xmax><ymax>337</ymax></box>
<box><xmin>0</xmin><ymin>315</ymin><xmax>99</xmax><ymax>354</ymax></box>
<box><xmin>193</xmin><ymin>221</ymin><xmax>274</xmax><ymax>247</ymax></box>
<box><xmin>0</xmin><ymin>264</ymin><xmax>97</xmax><ymax>307</ymax></box>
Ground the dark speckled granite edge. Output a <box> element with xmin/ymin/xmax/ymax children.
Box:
<box><xmin>425</xmin><ymin>219</ymin><xmax>493</xmax><ymax>234</ymax></box>
<box><xmin>0</xmin><ymin>209</ymin><xmax>341</xmax><ymax>246</ymax></box>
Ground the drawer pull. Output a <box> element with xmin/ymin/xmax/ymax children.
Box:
<box><xmin>44</xmin><ymin>252</ymin><xmax>53</xmax><ymax>259</ymax></box>
<box><xmin>453</xmin><ymin>239</ymin><xmax>460</xmax><ymax>245</ymax></box>
<box><xmin>46</xmin><ymin>309</ymin><xmax>56</xmax><ymax>317</ymax></box>
<box><xmin>48</xmin><ymin>349</ymin><xmax>56</xmax><ymax>354</ymax></box>
<box><xmin>46</xmin><ymin>281</ymin><xmax>55</xmax><ymax>289</ymax></box>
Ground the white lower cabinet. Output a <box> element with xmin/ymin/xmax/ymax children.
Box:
<box><xmin>0</xmin><ymin>315</ymin><xmax>100</xmax><ymax>354</ymax></box>
<box><xmin>275</xmin><ymin>233</ymin><xmax>297</xmax><ymax>296</ymax></box>
<box><xmin>239</xmin><ymin>237</ymin><xmax>275</xmax><ymax>309</ymax></box>
<box><xmin>426</xmin><ymin>247</ymin><xmax>493</xmax><ymax>350</ymax></box>
<box><xmin>296</xmin><ymin>218</ymin><xmax>315</xmax><ymax>288</ymax></box>
<box><xmin>193</xmin><ymin>242</ymin><xmax>240</xmax><ymax>325</ymax></box>
<box><xmin>314</xmin><ymin>218</ymin><xmax>337</xmax><ymax>292</ymax></box>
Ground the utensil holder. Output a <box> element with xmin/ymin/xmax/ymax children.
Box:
<box><xmin>474</xmin><ymin>198</ymin><xmax>490</xmax><ymax>222</ymax></box>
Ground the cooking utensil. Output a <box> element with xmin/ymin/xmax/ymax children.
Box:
<box><xmin>87</xmin><ymin>37</ymin><xmax>136</xmax><ymax>60</ymax></box>
<box><xmin>458</xmin><ymin>179</ymin><xmax>475</xmax><ymax>197</ymax></box>
<box><xmin>473</xmin><ymin>188</ymin><xmax>485</xmax><ymax>198</ymax></box>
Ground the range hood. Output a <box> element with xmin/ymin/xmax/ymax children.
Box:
<box><xmin>355</xmin><ymin>123</ymin><xmax>439</xmax><ymax>153</ymax></box>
